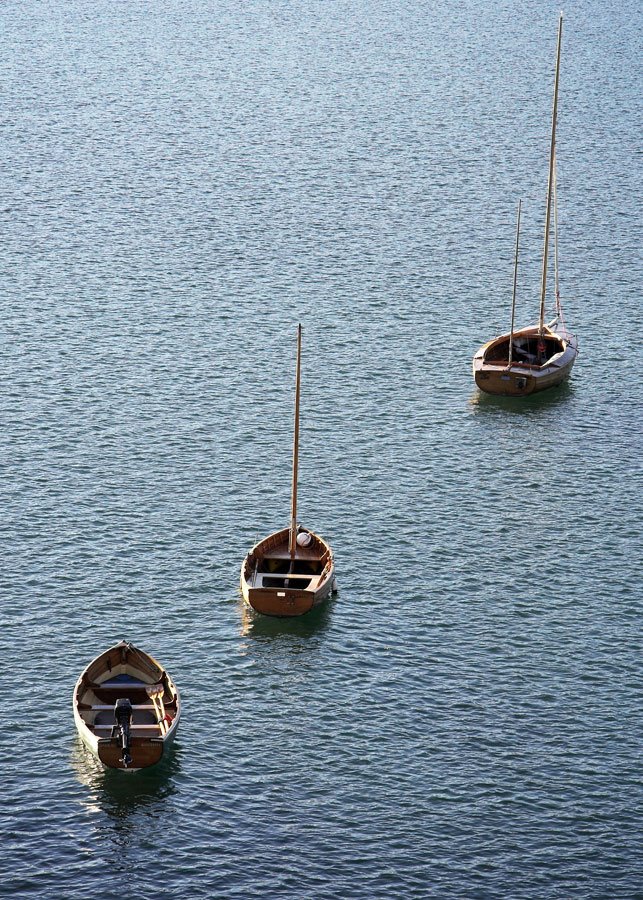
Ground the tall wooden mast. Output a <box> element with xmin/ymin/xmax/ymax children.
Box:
<box><xmin>289</xmin><ymin>324</ymin><xmax>302</xmax><ymax>558</ymax></box>
<box><xmin>538</xmin><ymin>13</ymin><xmax>563</xmax><ymax>340</ymax></box>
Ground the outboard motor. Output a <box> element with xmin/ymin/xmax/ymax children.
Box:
<box><xmin>114</xmin><ymin>698</ymin><xmax>133</xmax><ymax>767</ymax></box>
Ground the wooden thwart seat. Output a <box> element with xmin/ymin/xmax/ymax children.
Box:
<box><xmin>78</xmin><ymin>703</ymin><xmax>157</xmax><ymax>711</ymax></box>
<box><xmin>260</xmin><ymin>572</ymin><xmax>313</xmax><ymax>580</ymax></box>
<box><xmin>92</xmin><ymin>724</ymin><xmax>162</xmax><ymax>732</ymax></box>
<box><xmin>262</xmin><ymin>546</ymin><xmax>322</xmax><ymax>561</ymax></box>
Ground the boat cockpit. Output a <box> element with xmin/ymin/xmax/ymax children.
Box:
<box><xmin>485</xmin><ymin>333</ymin><xmax>564</xmax><ymax>366</ymax></box>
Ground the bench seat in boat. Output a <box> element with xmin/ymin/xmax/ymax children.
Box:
<box><xmin>79</xmin><ymin>703</ymin><xmax>158</xmax><ymax>711</ymax></box>
<box><xmin>91</xmin><ymin>724</ymin><xmax>162</xmax><ymax>732</ymax></box>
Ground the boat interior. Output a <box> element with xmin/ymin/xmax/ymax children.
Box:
<box><xmin>77</xmin><ymin>659</ymin><xmax>178</xmax><ymax>739</ymax></box>
<box><xmin>246</xmin><ymin>529</ymin><xmax>332</xmax><ymax>592</ymax></box>
<box><xmin>484</xmin><ymin>332</ymin><xmax>564</xmax><ymax>366</ymax></box>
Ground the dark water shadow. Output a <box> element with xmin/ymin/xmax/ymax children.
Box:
<box><xmin>237</xmin><ymin>595</ymin><xmax>336</xmax><ymax>640</ymax></box>
<box><xmin>469</xmin><ymin>379</ymin><xmax>574</xmax><ymax>416</ymax></box>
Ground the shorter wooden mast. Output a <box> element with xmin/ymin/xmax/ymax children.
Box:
<box><xmin>538</xmin><ymin>13</ymin><xmax>563</xmax><ymax>342</ymax></box>
<box><xmin>507</xmin><ymin>198</ymin><xmax>522</xmax><ymax>369</ymax></box>
<box><xmin>289</xmin><ymin>324</ymin><xmax>302</xmax><ymax>559</ymax></box>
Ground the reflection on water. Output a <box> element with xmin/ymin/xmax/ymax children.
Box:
<box><xmin>238</xmin><ymin>596</ymin><xmax>335</xmax><ymax>641</ymax></box>
<box><xmin>469</xmin><ymin>378</ymin><xmax>574</xmax><ymax>414</ymax></box>
<box><xmin>71</xmin><ymin>736</ymin><xmax>180</xmax><ymax>834</ymax></box>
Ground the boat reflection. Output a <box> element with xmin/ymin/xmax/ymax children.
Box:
<box><xmin>71</xmin><ymin>735</ymin><xmax>180</xmax><ymax>829</ymax></box>
<box><xmin>469</xmin><ymin>378</ymin><xmax>574</xmax><ymax>414</ymax></box>
<box><xmin>238</xmin><ymin>594</ymin><xmax>335</xmax><ymax>639</ymax></box>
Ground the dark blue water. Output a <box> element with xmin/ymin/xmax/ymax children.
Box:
<box><xmin>1</xmin><ymin>2</ymin><xmax>641</xmax><ymax>898</ymax></box>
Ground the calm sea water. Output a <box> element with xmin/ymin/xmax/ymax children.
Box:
<box><xmin>1</xmin><ymin>1</ymin><xmax>641</xmax><ymax>898</ymax></box>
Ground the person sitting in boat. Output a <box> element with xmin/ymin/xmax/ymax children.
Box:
<box><xmin>512</xmin><ymin>339</ymin><xmax>537</xmax><ymax>363</ymax></box>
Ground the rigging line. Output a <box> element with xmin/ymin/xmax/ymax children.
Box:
<box><xmin>507</xmin><ymin>199</ymin><xmax>522</xmax><ymax>370</ymax></box>
<box><xmin>289</xmin><ymin>324</ymin><xmax>302</xmax><ymax>560</ymax></box>
<box><xmin>552</xmin><ymin>147</ymin><xmax>568</xmax><ymax>333</ymax></box>
<box><xmin>553</xmin><ymin>145</ymin><xmax>561</xmax><ymax>319</ymax></box>
<box><xmin>539</xmin><ymin>14</ymin><xmax>563</xmax><ymax>340</ymax></box>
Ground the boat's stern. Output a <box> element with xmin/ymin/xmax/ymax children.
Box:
<box><xmin>97</xmin><ymin>736</ymin><xmax>165</xmax><ymax>771</ymax></box>
<box><xmin>473</xmin><ymin>360</ymin><xmax>537</xmax><ymax>395</ymax></box>
<box><xmin>243</xmin><ymin>585</ymin><xmax>316</xmax><ymax>617</ymax></box>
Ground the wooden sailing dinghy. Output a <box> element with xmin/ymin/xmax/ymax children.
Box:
<box><xmin>73</xmin><ymin>641</ymin><xmax>180</xmax><ymax>771</ymax></box>
<box><xmin>473</xmin><ymin>14</ymin><xmax>578</xmax><ymax>397</ymax></box>
<box><xmin>240</xmin><ymin>325</ymin><xmax>337</xmax><ymax>617</ymax></box>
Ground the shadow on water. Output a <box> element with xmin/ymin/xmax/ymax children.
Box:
<box><xmin>71</xmin><ymin>736</ymin><xmax>180</xmax><ymax>832</ymax></box>
<box><xmin>238</xmin><ymin>596</ymin><xmax>335</xmax><ymax>640</ymax></box>
<box><xmin>469</xmin><ymin>379</ymin><xmax>575</xmax><ymax>416</ymax></box>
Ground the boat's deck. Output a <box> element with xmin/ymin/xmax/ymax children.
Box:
<box><xmin>263</xmin><ymin>546</ymin><xmax>321</xmax><ymax>561</ymax></box>
<box><xmin>77</xmin><ymin>672</ymin><xmax>177</xmax><ymax>738</ymax></box>
<box><xmin>92</xmin><ymin>705</ymin><xmax>161</xmax><ymax>735</ymax></box>
<box><xmin>255</xmin><ymin>572</ymin><xmax>322</xmax><ymax>591</ymax></box>
<box><xmin>243</xmin><ymin>528</ymin><xmax>334</xmax><ymax>600</ymax></box>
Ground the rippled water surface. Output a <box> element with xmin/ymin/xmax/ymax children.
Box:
<box><xmin>1</xmin><ymin>1</ymin><xmax>641</xmax><ymax>898</ymax></box>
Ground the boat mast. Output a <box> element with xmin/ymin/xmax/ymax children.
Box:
<box><xmin>289</xmin><ymin>324</ymin><xmax>302</xmax><ymax>558</ymax></box>
<box><xmin>507</xmin><ymin>198</ymin><xmax>522</xmax><ymax>369</ymax></box>
<box><xmin>538</xmin><ymin>13</ymin><xmax>563</xmax><ymax>339</ymax></box>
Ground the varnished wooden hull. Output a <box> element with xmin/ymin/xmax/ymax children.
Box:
<box><xmin>73</xmin><ymin>641</ymin><xmax>180</xmax><ymax>772</ymax></box>
<box><xmin>473</xmin><ymin>322</ymin><xmax>578</xmax><ymax>396</ymax></box>
<box><xmin>240</xmin><ymin>526</ymin><xmax>336</xmax><ymax>617</ymax></box>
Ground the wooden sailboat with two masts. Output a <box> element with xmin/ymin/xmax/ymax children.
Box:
<box><xmin>240</xmin><ymin>325</ymin><xmax>337</xmax><ymax>617</ymax></box>
<box><xmin>473</xmin><ymin>14</ymin><xmax>578</xmax><ymax>397</ymax></box>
